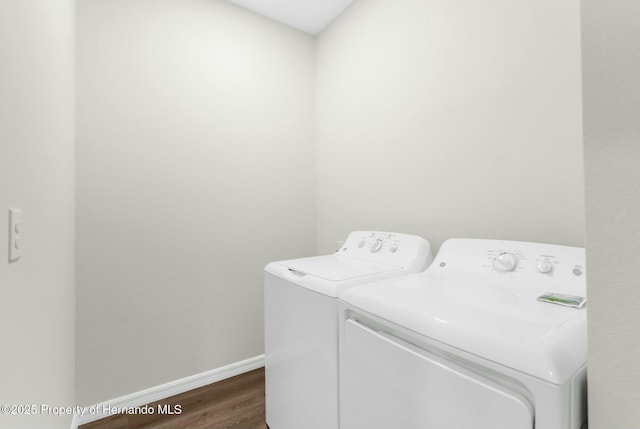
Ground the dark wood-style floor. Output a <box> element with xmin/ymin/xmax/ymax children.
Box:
<box><xmin>79</xmin><ymin>368</ymin><xmax>267</xmax><ymax>429</ymax></box>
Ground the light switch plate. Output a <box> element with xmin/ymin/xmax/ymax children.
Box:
<box><xmin>9</xmin><ymin>209</ymin><xmax>22</xmax><ymax>262</ymax></box>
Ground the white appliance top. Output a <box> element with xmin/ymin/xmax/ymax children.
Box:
<box><xmin>340</xmin><ymin>238</ymin><xmax>587</xmax><ymax>385</ymax></box>
<box><xmin>265</xmin><ymin>231</ymin><xmax>433</xmax><ymax>297</ymax></box>
<box><xmin>281</xmin><ymin>255</ymin><xmax>399</xmax><ymax>282</ymax></box>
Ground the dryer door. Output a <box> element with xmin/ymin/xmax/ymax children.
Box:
<box><xmin>341</xmin><ymin>319</ymin><xmax>534</xmax><ymax>429</ymax></box>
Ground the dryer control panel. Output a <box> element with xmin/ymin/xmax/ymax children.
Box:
<box><xmin>338</xmin><ymin>231</ymin><xmax>433</xmax><ymax>270</ymax></box>
<box><xmin>431</xmin><ymin>239</ymin><xmax>586</xmax><ymax>299</ymax></box>
<box><xmin>483</xmin><ymin>244</ymin><xmax>584</xmax><ymax>280</ymax></box>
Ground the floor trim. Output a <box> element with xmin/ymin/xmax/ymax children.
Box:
<box><xmin>72</xmin><ymin>355</ymin><xmax>265</xmax><ymax>428</ymax></box>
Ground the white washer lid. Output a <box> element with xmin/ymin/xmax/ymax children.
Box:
<box><xmin>340</xmin><ymin>272</ymin><xmax>587</xmax><ymax>385</ymax></box>
<box><xmin>278</xmin><ymin>254</ymin><xmax>400</xmax><ymax>282</ymax></box>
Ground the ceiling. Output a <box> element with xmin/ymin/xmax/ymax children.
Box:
<box><xmin>225</xmin><ymin>0</ymin><xmax>355</xmax><ymax>34</ymax></box>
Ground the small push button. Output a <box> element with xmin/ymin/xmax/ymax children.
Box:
<box><xmin>536</xmin><ymin>260</ymin><xmax>553</xmax><ymax>274</ymax></box>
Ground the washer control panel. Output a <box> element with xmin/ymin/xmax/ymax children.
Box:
<box><xmin>354</xmin><ymin>232</ymin><xmax>399</xmax><ymax>254</ymax></box>
<box><xmin>339</xmin><ymin>231</ymin><xmax>432</xmax><ymax>269</ymax></box>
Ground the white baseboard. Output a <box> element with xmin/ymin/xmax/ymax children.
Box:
<box><xmin>70</xmin><ymin>413</ymin><xmax>79</xmax><ymax>429</ymax></box>
<box><xmin>72</xmin><ymin>355</ymin><xmax>264</xmax><ymax>428</ymax></box>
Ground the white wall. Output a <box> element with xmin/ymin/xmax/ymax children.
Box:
<box><xmin>76</xmin><ymin>0</ymin><xmax>315</xmax><ymax>405</ymax></box>
<box><xmin>316</xmin><ymin>0</ymin><xmax>585</xmax><ymax>253</ymax></box>
<box><xmin>0</xmin><ymin>0</ymin><xmax>76</xmax><ymax>428</ymax></box>
<box><xmin>76</xmin><ymin>0</ymin><xmax>590</xmax><ymax>409</ymax></box>
<box><xmin>582</xmin><ymin>0</ymin><xmax>640</xmax><ymax>426</ymax></box>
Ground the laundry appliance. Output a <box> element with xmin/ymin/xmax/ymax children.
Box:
<box><xmin>264</xmin><ymin>231</ymin><xmax>433</xmax><ymax>429</ymax></box>
<box><xmin>339</xmin><ymin>239</ymin><xmax>587</xmax><ymax>429</ymax></box>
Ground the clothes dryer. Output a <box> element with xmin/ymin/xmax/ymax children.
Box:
<box><xmin>339</xmin><ymin>239</ymin><xmax>587</xmax><ymax>429</ymax></box>
<box><xmin>264</xmin><ymin>231</ymin><xmax>432</xmax><ymax>429</ymax></box>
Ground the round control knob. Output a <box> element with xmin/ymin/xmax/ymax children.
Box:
<box><xmin>370</xmin><ymin>239</ymin><xmax>383</xmax><ymax>253</ymax></box>
<box><xmin>536</xmin><ymin>260</ymin><xmax>553</xmax><ymax>274</ymax></box>
<box><xmin>493</xmin><ymin>252</ymin><xmax>518</xmax><ymax>272</ymax></box>
<box><xmin>358</xmin><ymin>240</ymin><xmax>366</xmax><ymax>248</ymax></box>
<box><xmin>389</xmin><ymin>244</ymin><xmax>398</xmax><ymax>253</ymax></box>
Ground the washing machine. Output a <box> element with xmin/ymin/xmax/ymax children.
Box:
<box><xmin>264</xmin><ymin>231</ymin><xmax>433</xmax><ymax>429</ymax></box>
<box><xmin>339</xmin><ymin>238</ymin><xmax>587</xmax><ymax>429</ymax></box>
